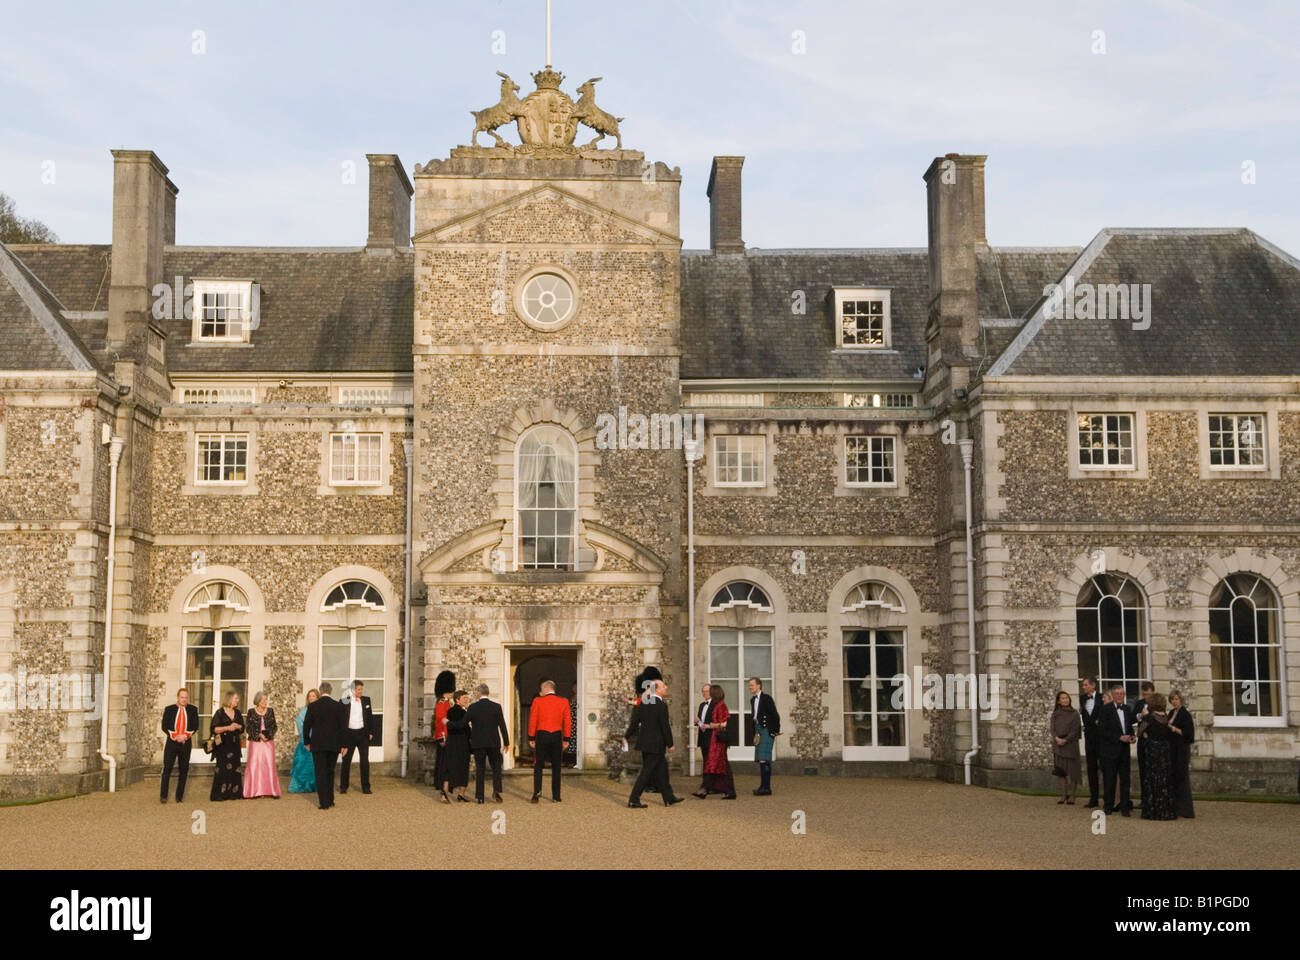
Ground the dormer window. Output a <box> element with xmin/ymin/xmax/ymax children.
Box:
<box><xmin>834</xmin><ymin>288</ymin><xmax>891</xmax><ymax>348</ymax></box>
<box><xmin>192</xmin><ymin>279</ymin><xmax>256</xmax><ymax>342</ymax></box>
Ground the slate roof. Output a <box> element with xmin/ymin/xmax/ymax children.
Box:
<box><xmin>0</xmin><ymin>243</ymin><xmax>100</xmax><ymax>372</ymax></box>
<box><xmin>679</xmin><ymin>247</ymin><xmax>1078</xmax><ymax>380</ymax></box>
<box><xmin>160</xmin><ymin>248</ymin><xmax>415</xmax><ymax>373</ymax></box>
<box><xmin>989</xmin><ymin>229</ymin><xmax>1300</xmax><ymax>377</ymax></box>
<box><xmin>6</xmin><ymin>231</ymin><xmax>1296</xmax><ymax>381</ymax></box>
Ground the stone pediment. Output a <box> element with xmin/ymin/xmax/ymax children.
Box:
<box><xmin>414</xmin><ymin>184</ymin><xmax>678</xmax><ymax>246</ymax></box>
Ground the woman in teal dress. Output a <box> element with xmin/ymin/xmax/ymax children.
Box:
<box><xmin>289</xmin><ymin>689</ymin><xmax>318</xmax><ymax>794</ymax></box>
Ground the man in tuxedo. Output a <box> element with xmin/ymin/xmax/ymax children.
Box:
<box><xmin>749</xmin><ymin>677</ymin><xmax>781</xmax><ymax>796</ymax></box>
<box><xmin>1132</xmin><ymin>680</ymin><xmax>1156</xmax><ymax>807</ymax></box>
<box><xmin>626</xmin><ymin>679</ymin><xmax>683</xmax><ymax>808</ymax></box>
<box><xmin>451</xmin><ymin>684</ymin><xmax>509</xmax><ymax>803</ymax></box>
<box><xmin>696</xmin><ymin>683</ymin><xmax>714</xmax><ymax>769</ymax></box>
<box><xmin>159</xmin><ymin>688</ymin><xmax>200</xmax><ymax>803</ymax></box>
<box><xmin>1078</xmin><ymin>676</ymin><xmax>1104</xmax><ymax>807</ymax></box>
<box><xmin>303</xmin><ymin>680</ymin><xmax>347</xmax><ymax>809</ymax></box>
<box><xmin>527</xmin><ymin>679</ymin><xmax>571</xmax><ymax>803</ymax></box>
<box><xmin>1098</xmin><ymin>683</ymin><xmax>1137</xmax><ymax>816</ymax></box>
<box><xmin>339</xmin><ymin>680</ymin><xmax>374</xmax><ymax>795</ymax></box>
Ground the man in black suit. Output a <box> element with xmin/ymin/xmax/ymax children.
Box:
<box><xmin>303</xmin><ymin>680</ymin><xmax>347</xmax><ymax>809</ymax></box>
<box><xmin>159</xmin><ymin>688</ymin><xmax>200</xmax><ymax>803</ymax></box>
<box><xmin>339</xmin><ymin>680</ymin><xmax>375</xmax><ymax>795</ymax></box>
<box><xmin>1078</xmin><ymin>676</ymin><xmax>1104</xmax><ymax>807</ymax></box>
<box><xmin>449</xmin><ymin>684</ymin><xmax>509</xmax><ymax>803</ymax></box>
<box><xmin>1098</xmin><ymin>683</ymin><xmax>1137</xmax><ymax>816</ymax></box>
<box><xmin>749</xmin><ymin>677</ymin><xmax>781</xmax><ymax>796</ymax></box>
<box><xmin>695</xmin><ymin>683</ymin><xmax>714</xmax><ymax>769</ymax></box>
<box><xmin>626</xmin><ymin>679</ymin><xmax>683</xmax><ymax>808</ymax></box>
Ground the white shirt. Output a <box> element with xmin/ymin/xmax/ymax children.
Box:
<box><xmin>699</xmin><ymin>700</ymin><xmax>710</xmax><ymax>725</ymax></box>
<box><xmin>753</xmin><ymin>694</ymin><xmax>760</xmax><ymax>721</ymax></box>
<box><xmin>1084</xmin><ymin>694</ymin><xmax>1095</xmax><ymax>715</ymax></box>
<box><xmin>348</xmin><ymin>696</ymin><xmax>364</xmax><ymax>730</ymax></box>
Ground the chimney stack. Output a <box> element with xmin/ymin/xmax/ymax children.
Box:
<box><xmin>108</xmin><ymin>150</ymin><xmax>174</xmax><ymax>352</ymax></box>
<box><xmin>707</xmin><ymin>156</ymin><xmax>744</xmax><ymax>253</ymax></box>
<box><xmin>923</xmin><ymin>153</ymin><xmax>987</xmax><ymax>372</ymax></box>
<box><xmin>366</xmin><ymin>154</ymin><xmax>413</xmax><ymax>250</ymax></box>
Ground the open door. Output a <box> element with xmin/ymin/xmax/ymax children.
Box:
<box><xmin>511</xmin><ymin>650</ymin><xmax>579</xmax><ymax>768</ymax></box>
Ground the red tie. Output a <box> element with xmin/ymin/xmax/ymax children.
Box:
<box><xmin>175</xmin><ymin>706</ymin><xmax>187</xmax><ymax>741</ymax></box>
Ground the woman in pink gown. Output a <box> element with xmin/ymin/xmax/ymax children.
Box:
<box><xmin>695</xmin><ymin>685</ymin><xmax>737</xmax><ymax>799</ymax></box>
<box><xmin>243</xmin><ymin>691</ymin><xmax>281</xmax><ymax>798</ymax></box>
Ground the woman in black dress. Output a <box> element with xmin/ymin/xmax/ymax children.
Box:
<box><xmin>209</xmin><ymin>690</ymin><xmax>245</xmax><ymax>801</ymax></box>
<box><xmin>444</xmin><ymin>691</ymin><xmax>472</xmax><ymax>802</ymax></box>
<box><xmin>1138</xmin><ymin>692</ymin><xmax>1176</xmax><ymax>820</ymax></box>
<box><xmin>1167</xmin><ymin>690</ymin><xmax>1195</xmax><ymax>819</ymax></box>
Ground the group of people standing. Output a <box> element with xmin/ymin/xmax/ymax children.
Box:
<box><xmin>157</xmin><ymin>681</ymin><xmax>376</xmax><ymax>809</ymax></box>
<box><xmin>429</xmin><ymin>672</ymin><xmax>514</xmax><ymax>804</ymax></box>
<box><xmin>1051</xmin><ymin>677</ymin><xmax>1195</xmax><ymax>820</ymax></box>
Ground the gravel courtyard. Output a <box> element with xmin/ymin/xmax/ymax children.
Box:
<box><xmin>5</xmin><ymin>773</ymin><xmax>1296</xmax><ymax>870</ymax></box>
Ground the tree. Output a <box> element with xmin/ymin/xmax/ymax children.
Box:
<box><xmin>0</xmin><ymin>192</ymin><xmax>58</xmax><ymax>243</ymax></box>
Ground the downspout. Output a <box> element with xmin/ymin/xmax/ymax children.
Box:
<box><xmin>683</xmin><ymin>436</ymin><xmax>700</xmax><ymax>778</ymax></box>
<box><xmin>99</xmin><ymin>431</ymin><xmax>124</xmax><ymax>792</ymax></box>
<box><xmin>958</xmin><ymin>438</ymin><xmax>979</xmax><ymax>785</ymax></box>
<box><xmin>400</xmin><ymin>438</ymin><xmax>413</xmax><ymax>777</ymax></box>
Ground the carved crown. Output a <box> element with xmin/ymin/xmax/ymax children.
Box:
<box><xmin>532</xmin><ymin>66</ymin><xmax>565</xmax><ymax>90</ymax></box>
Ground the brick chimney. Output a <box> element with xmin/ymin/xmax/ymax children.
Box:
<box><xmin>923</xmin><ymin>153</ymin><xmax>987</xmax><ymax>375</ymax></box>
<box><xmin>108</xmin><ymin>150</ymin><xmax>175</xmax><ymax>352</ymax></box>
<box><xmin>366</xmin><ymin>154</ymin><xmax>413</xmax><ymax>249</ymax></box>
<box><xmin>706</xmin><ymin>156</ymin><xmax>744</xmax><ymax>253</ymax></box>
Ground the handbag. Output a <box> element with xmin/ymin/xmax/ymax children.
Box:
<box><xmin>1051</xmin><ymin>763</ymin><xmax>1067</xmax><ymax>778</ymax></box>
<box><xmin>203</xmin><ymin>731</ymin><xmax>222</xmax><ymax>755</ymax></box>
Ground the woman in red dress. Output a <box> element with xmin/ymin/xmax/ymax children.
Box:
<box><xmin>695</xmin><ymin>685</ymin><xmax>736</xmax><ymax>799</ymax></box>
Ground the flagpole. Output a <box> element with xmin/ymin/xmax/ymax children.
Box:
<box><xmin>546</xmin><ymin>0</ymin><xmax>552</xmax><ymax>66</ymax></box>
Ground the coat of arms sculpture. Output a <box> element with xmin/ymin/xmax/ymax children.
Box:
<box><xmin>470</xmin><ymin>67</ymin><xmax>623</xmax><ymax>152</ymax></box>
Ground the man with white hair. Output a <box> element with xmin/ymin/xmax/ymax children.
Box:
<box><xmin>625</xmin><ymin>679</ymin><xmax>683</xmax><ymax>808</ymax></box>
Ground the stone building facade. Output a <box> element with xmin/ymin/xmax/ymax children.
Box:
<box><xmin>1</xmin><ymin>73</ymin><xmax>1297</xmax><ymax>798</ymax></box>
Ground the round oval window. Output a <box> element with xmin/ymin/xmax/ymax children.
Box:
<box><xmin>521</xmin><ymin>273</ymin><xmax>575</xmax><ymax>328</ymax></box>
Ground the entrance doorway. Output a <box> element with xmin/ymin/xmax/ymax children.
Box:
<box><xmin>509</xmin><ymin>649</ymin><xmax>579</xmax><ymax>769</ymax></box>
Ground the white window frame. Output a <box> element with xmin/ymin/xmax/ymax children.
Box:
<box><xmin>194</xmin><ymin>433</ymin><xmax>249</xmax><ymax>485</ymax></box>
<box><xmin>1207</xmin><ymin>413</ymin><xmax>1267</xmax><ymax>472</ymax></box>
<box><xmin>844</xmin><ymin>435</ymin><xmax>898</xmax><ymax>488</ymax></box>
<box><xmin>841</xmin><ymin>627</ymin><xmax>910</xmax><ymax>761</ymax></box>
<box><xmin>1075</xmin><ymin>412</ymin><xmax>1137</xmax><ymax>471</ymax></box>
<box><xmin>1208</xmin><ymin>574</ymin><xmax>1286</xmax><ymax>728</ymax></box>
<box><xmin>329</xmin><ymin>432</ymin><xmax>383</xmax><ymax>486</ymax></box>
<box><xmin>513</xmin><ymin>425</ymin><xmax>580</xmax><ymax>572</ymax></box>
<box><xmin>319</xmin><ymin>625</ymin><xmax>386</xmax><ymax>760</ymax></box>
<box><xmin>706</xmin><ymin>626</ymin><xmax>774</xmax><ymax>763</ymax></box>
<box><xmin>713</xmin><ymin>435</ymin><xmax>766</xmax><ymax>487</ymax></box>
<box><xmin>834</xmin><ymin>288</ymin><xmax>892</xmax><ymax>349</ymax></box>
<box><xmin>191</xmin><ymin>280</ymin><xmax>254</xmax><ymax>343</ymax></box>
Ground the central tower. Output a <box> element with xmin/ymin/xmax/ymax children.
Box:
<box><xmin>410</xmin><ymin>68</ymin><xmax>684</xmax><ymax>772</ymax></box>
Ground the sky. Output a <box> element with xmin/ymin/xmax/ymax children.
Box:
<box><xmin>2</xmin><ymin>0</ymin><xmax>1297</xmax><ymax>253</ymax></box>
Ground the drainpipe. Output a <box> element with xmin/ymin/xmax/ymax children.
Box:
<box><xmin>99</xmin><ymin>430</ymin><xmax>125</xmax><ymax>792</ymax></box>
<box><xmin>400</xmin><ymin>438</ymin><xmax>413</xmax><ymax>778</ymax></box>
<box><xmin>683</xmin><ymin>436</ymin><xmax>700</xmax><ymax>778</ymax></box>
<box><xmin>958</xmin><ymin>438</ymin><xmax>979</xmax><ymax>785</ymax></box>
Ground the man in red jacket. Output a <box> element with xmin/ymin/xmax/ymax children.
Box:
<box><xmin>528</xmin><ymin>679</ymin><xmax>572</xmax><ymax>803</ymax></box>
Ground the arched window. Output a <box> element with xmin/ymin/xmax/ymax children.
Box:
<box><xmin>183</xmin><ymin>580</ymin><xmax>251</xmax><ymax>748</ymax></box>
<box><xmin>708</xmin><ymin>581</ymin><xmax>772</xmax><ymax>613</ymax></box>
<box><xmin>841</xmin><ymin>581</ymin><xmax>905</xmax><ymax>614</ymax></box>
<box><xmin>322</xmin><ymin>579</ymin><xmax>385</xmax><ymax>611</ymax></box>
<box><xmin>1209</xmin><ymin>574</ymin><xmax>1282</xmax><ymax>720</ymax></box>
<box><xmin>1076</xmin><ymin>573</ymin><xmax>1148</xmax><ymax>699</ymax></box>
<box><xmin>184</xmin><ymin>580</ymin><xmax>250</xmax><ymax>613</ymax></box>
<box><xmin>516</xmin><ymin>425</ymin><xmax>577</xmax><ymax>570</ymax></box>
